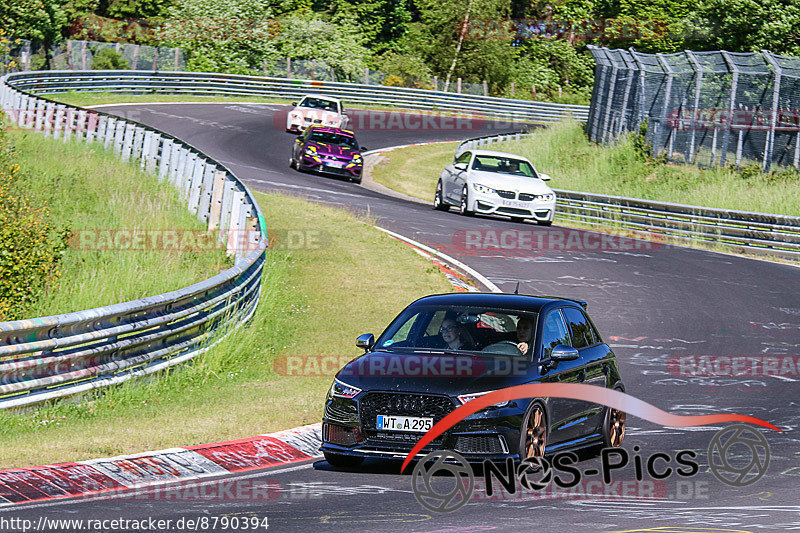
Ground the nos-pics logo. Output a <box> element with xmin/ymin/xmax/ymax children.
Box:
<box><xmin>412</xmin><ymin>424</ymin><xmax>771</xmax><ymax>513</ymax></box>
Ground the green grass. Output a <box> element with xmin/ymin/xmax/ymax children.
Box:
<box><xmin>371</xmin><ymin>120</ymin><xmax>800</xmax><ymax>217</ymax></box>
<box><xmin>8</xmin><ymin>129</ymin><xmax>231</xmax><ymax>317</ymax></box>
<box><xmin>0</xmin><ymin>190</ymin><xmax>453</xmax><ymax>468</ymax></box>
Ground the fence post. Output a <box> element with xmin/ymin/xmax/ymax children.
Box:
<box><xmin>132</xmin><ymin>45</ymin><xmax>139</xmax><ymax>70</ymax></box>
<box><xmin>433</xmin><ymin>75</ymin><xmax>438</xmax><ymax>91</ymax></box>
<box><xmin>761</xmin><ymin>50</ymin><xmax>781</xmax><ymax>172</ymax></box>
<box><xmin>685</xmin><ymin>51</ymin><xmax>703</xmax><ymax>164</ymax></box>
<box><xmin>483</xmin><ymin>80</ymin><xmax>488</xmax><ymax>97</ymax></box>
<box><xmin>286</xmin><ymin>58</ymin><xmax>291</xmax><ymax>79</ymax></box>
<box><xmin>617</xmin><ymin>50</ymin><xmax>635</xmax><ymax>137</ymax></box>
<box><xmin>364</xmin><ymin>67</ymin><xmax>369</xmax><ymax>85</ymax></box>
<box><xmin>510</xmin><ymin>81</ymin><xmax>515</xmax><ymax>97</ymax></box>
<box><xmin>67</xmin><ymin>41</ymin><xmax>74</xmax><ymax>70</ymax></box>
<box><xmin>656</xmin><ymin>54</ymin><xmax>674</xmax><ymax>158</ymax></box>
<box><xmin>311</xmin><ymin>59</ymin><xmax>316</xmax><ymax>81</ymax></box>
<box><xmin>457</xmin><ymin>78</ymin><xmax>462</xmax><ymax>93</ymax></box>
<box><xmin>81</xmin><ymin>41</ymin><xmax>87</xmax><ymax>70</ymax></box>
<box><xmin>719</xmin><ymin>51</ymin><xmax>739</xmax><ymax>167</ymax></box>
<box><xmin>601</xmin><ymin>55</ymin><xmax>619</xmax><ymax>145</ymax></box>
<box><xmin>174</xmin><ymin>48</ymin><xmax>179</xmax><ymax>70</ymax></box>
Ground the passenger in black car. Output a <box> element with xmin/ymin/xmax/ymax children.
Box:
<box><xmin>439</xmin><ymin>318</ymin><xmax>476</xmax><ymax>351</ymax></box>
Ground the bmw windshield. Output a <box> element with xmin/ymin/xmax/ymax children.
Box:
<box><xmin>375</xmin><ymin>305</ymin><xmax>538</xmax><ymax>357</ymax></box>
<box><xmin>471</xmin><ymin>155</ymin><xmax>537</xmax><ymax>178</ymax></box>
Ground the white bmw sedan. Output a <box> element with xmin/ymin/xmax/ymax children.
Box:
<box><xmin>433</xmin><ymin>149</ymin><xmax>556</xmax><ymax>225</ymax></box>
<box><xmin>285</xmin><ymin>94</ymin><xmax>349</xmax><ymax>133</ymax></box>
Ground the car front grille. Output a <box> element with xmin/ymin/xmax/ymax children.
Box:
<box><xmin>496</xmin><ymin>190</ymin><xmax>516</xmax><ymax>199</ymax></box>
<box><xmin>454</xmin><ymin>435</ymin><xmax>508</xmax><ymax>455</ymax></box>
<box><xmin>497</xmin><ymin>207</ymin><xmax>532</xmax><ymax>216</ymax></box>
<box><xmin>359</xmin><ymin>392</ymin><xmax>455</xmax><ymax>443</ymax></box>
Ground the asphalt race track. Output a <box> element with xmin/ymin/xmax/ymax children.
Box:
<box><xmin>9</xmin><ymin>103</ymin><xmax>800</xmax><ymax>532</ymax></box>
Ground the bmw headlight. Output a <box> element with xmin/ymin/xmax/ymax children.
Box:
<box><xmin>352</xmin><ymin>154</ymin><xmax>363</xmax><ymax>163</ymax></box>
<box><xmin>472</xmin><ymin>183</ymin><xmax>496</xmax><ymax>195</ymax></box>
<box><xmin>304</xmin><ymin>147</ymin><xmax>317</xmax><ymax>157</ymax></box>
<box><xmin>330</xmin><ymin>378</ymin><xmax>361</xmax><ymax>399</ymax></box>
<box><xmin>542</xmin><ymin>193</ymin><xmax>555</xmax><ymax>201</ymax></box>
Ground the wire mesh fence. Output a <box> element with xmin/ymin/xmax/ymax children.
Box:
<box><xmin>3</xmin><ymin>39</ymin><xmax>503</xmax><ymax>95</ymax></box>
<box><xmin>586</xmin><ymin>45</ymin><xmax>800</xmax><ymax>172</ymax></box>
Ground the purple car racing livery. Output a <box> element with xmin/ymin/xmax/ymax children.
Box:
<box><xmin>290</xmin><ymin>126</ymin><xmax>365</xmax><ymax>183</ymax></box>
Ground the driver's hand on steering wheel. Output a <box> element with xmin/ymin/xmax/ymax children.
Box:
<box><xmin>517</xmin><ymin>341</ymin><xmax>529</xmax><ymax>354</ymax></box>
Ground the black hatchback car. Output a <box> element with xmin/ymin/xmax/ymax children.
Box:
<box><xmin>321</xmin><ymin>293</ymin><xmax>626</xmax><ymax>467</ymax></box>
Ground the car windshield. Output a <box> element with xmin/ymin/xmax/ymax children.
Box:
<box><xmin>299</xmin><ymin>98</ymin><xmax>338</xmax><ymax>112</ymax></box>
<box><xmin>375</xmin><ymin>304</ymin><xmax>538</xmax><ymax>357</ymax></box>
<box><xmin>308</xmin><ymin>131</ymin><xmax>357</xmax><ymax>148</ymax></box>
<box><xmin>471</xmin><ymin>155</ymin><xmax>537</xmax><ymax>178</ymax></box>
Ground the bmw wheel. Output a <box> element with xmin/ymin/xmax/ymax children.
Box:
<box><xmin>434</xmin><ymin>180</ymin><xmax>449</xmax><ymax>211</ymax></box>
<box><xmin>459</xmin><ymin>186</ymin><xmax>473</xmax><ymax>216</ymax></box>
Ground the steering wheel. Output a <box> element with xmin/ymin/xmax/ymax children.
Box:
<box><xmin>482</xmin><ymin>341</ymin><xmax>523</xmax><ymax>356</ymax></box>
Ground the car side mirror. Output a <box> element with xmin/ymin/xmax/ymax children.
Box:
<box><xmin>356</xmin><ymin>333</ymin><xmax>375</xmax><ymax>351</ymax></box>
<box><xmin>551</xmin><ymin>344</ymin><xmax>578</xmax><ymax>361</ymax></box>
<box><xmin>454</xmin><ymin>162</ymin><xmax>468</xmax><ymax>171</ymax></box>
<box><xmin>539</xmin><ymin>173</ymin><xmax>552</xmax><ymax>181</ymax></box>
<box><xmin>291</xmin><ymin>102</ymin><xmax>297</xmax><ymax>107</ymax></box>
<box><xmin>360</xmin><ymin>146</ymin><xmax>368</xmax><ymax>151</ymax></box>
<box><xmin>542</xmin><ymin>344</ymin><xmax>578</xmax><ymax>370</ymax></box>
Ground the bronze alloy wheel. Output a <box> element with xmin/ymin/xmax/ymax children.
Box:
<box><xmin>523</xmin><ymin>403</ymin><xmax>547</xmax><ymax>458</ymax></box>
<box><xmin>607</xmin><ymin>408</ymin><xmax>626</xmax><ymax>447</ymax></box>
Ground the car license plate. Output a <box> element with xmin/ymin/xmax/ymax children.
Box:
<box><xmin>376</xmin><ymin>415</ymin><xmax>433</xmax><ymax>432</ymax></box>
<box><xmin>501</xmin><ymin>199</ymin><xmax>527</xmax><ymax>208</ymax></box>
<box><xmin>326</xmin><ymin>160</ymin><xmax>343</xmax><ymax>168</ymax></box>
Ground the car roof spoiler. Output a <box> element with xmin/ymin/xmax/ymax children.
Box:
<box><xmin>536</xmin><ymin>295</ymin><xmax>588</xmax><ymax>309</ymax></box>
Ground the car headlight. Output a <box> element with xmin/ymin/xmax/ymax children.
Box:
<box><xmin>352</xmin><ymin>154</ymin><xmax>362</xmax><ymax>163</ymax></box>
<box><xmin>330</xmin><ymin>378</ymin><xmax>361</xmax><ymax>399</ymax></box>
<box><xmin>304</xmin><ymin>147</ymin><xmax>317</xmax><ymax>156</ymax></box>
<box><xmin>472</xmin><ymin>183</ymin><xmax>495</xmax><ymax>194</ymax></box>
<box><xmin>542</xmin><ymin>193</ymin><xmax>555</xmax><ymax>201</ymax></box>
<box><xmin>457</xmin><ymin>390</ymin><xmax>510</xmax><ymax>408</ymax></box>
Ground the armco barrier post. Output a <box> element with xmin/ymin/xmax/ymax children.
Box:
<box><xmin>219</xmin><ymin>181</ymin><xmax>235</xmax><ymax>241</ymax></box>
<box><xmin>86</xmin><ymin>112</ymin><xmax>98</xmax><ymax>143</ymax></box>
<box><xmin>53</xmin><ymin>104</ymin><xmax>65</xmax><ymax>139</ymax></box>
<box><xmin>104</xmin><ymin>117</ymin><xmax>116</xmax><ymax>149</ymax></box>
<box><xmin>208</xmin><ymin>171</ymin><xmax>226</xmax><ymax>232</ymax></box>
<box><xmin>16</xmin><ymin>94</ymin><xmax>27</xmax><ymax>127</ymax></box>
<box><xmin>132</xmin><ymin>126</ymin><xmax>144</xmax><ymax>161</ymax></box>
<box><xmin>140</xmin><ymin>130</ymin><xmax>152</xmax><ymax>169</ymax></box>
<box><xmin>158</xmin><ymin>138</ymin><xmax>173</xmax><ymax>181</ymax></box>
<box><xmin>63</xmin><ymin>108</ymin><xmax>74</xmax><ymax>142</ymax></box>
<box><xmin>43</xmin><ymin>101</ymin><xmax>55</xmax><ymax>137</ymax></box>
<box><xmin>121</xmin><ymin>123</ymin><xmax>134</xmax><ymax>161</ymax></box>
<box><xmin>188</xmin><ymin>159</ymin><xmax>205</xmax><ymax>214</ymax></box>
<box><xmin>76</xmin><ymin>109</ymin><xmax>87</xmax><ymax>141</ymax></box>
<box><xmin>147</xmin><ymin>133</ymin><xmax>161</xmax><ymax>174</ymax></box>
<box><xmin>113</xmin><ymin>120</ymin><xmax>126</xmax><ymax>156</ymax></box>
<box><xmin>172</xmin><ymin>146</ymin><xmax>186</xmax><ymax>186</ymax></box>
<box><xmin>198</xmin><ymin>164</ymin><xmax>215</xmax><ymax>222</ymax></box>
<box><xmin>34</xmin><ymin>99</ymin><xmax>45</xmax><ymax>131</ymax></box>
<box><xmin>226</xmin><ymin>190</ymin><xmax>245</xmax><ymax>257</ymax></box>
<box><xmin>180</xmin><ymin>153</ymin><xmax>196</xmax><ymax>200</ymax></box>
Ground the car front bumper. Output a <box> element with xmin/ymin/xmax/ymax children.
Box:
<box><xmin>300</xmin><ymin>156</ymin><xmax>362</xmax><ymax>178</ymax></box>
<box><xmin>469</xmin><ymin>191</ymin><xmax>556</xmax><ymax>221</ymax></box>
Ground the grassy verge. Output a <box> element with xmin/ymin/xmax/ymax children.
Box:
<box><xmin>8</xmin><ymin>129</ymin><xmax>230</xmax><ymax>317</ymax></box>
<box><xmin>371</xmin><ymin>120</ymin><xmax>800</xmax><ymax>217</ymax></box>
<box><xmin>0</xmin><ymin>191</ymin><xmax>453</xmax><ymax>468</ymax></box>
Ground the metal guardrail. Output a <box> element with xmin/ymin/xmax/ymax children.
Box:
<box><xmin>0</xmin><ymin>71</ymin><xmax>268</xmax><ymax>409</ymax></box>
<box><xmin>456</xmin><ymin>132</ymin><xmax>800</xmax><ymax>260</ymax></box>
<box><xmin>6</xmin><ymin>70</ymin><xmax>590</xmax><ymax>124</ymax></box>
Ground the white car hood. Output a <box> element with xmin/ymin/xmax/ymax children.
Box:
<box><xmin>292</xmin><ymin>108</ymin><xmax>339</xmax><ymax>122</ymax></box>
<box><xmin>467</xmin><ymin>170</ymin><xmax>554</xmax><ymax>194</ymax></box>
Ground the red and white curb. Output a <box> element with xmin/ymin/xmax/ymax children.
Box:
<box><xmin>0</xmin><ymin>423</ymin><xmax>322</xmax><ymax>506</ymax></box>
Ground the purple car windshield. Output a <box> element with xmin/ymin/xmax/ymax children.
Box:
<box><xmin>309</xmin><ymin>131</ymin><xmax>358</xmax><ymax>148</ymax></box>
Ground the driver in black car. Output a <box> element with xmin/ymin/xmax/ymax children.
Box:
<box><xmin>516</xmin><ymin>316</ymin><xmax>534</xmax><ymax>355</ymax></box>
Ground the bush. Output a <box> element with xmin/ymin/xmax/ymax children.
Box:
<box><xmin>90</xmin><ymin>48</ymin><xmax>130</xmax><ymax>70</ymax></box>
<box><xmin>0</xmin><ymin>126</ymin><xmax>68</xmax><ymax>320</ymax></box>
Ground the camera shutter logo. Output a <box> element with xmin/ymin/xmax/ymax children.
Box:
<box><xmin>708</xmin><ymin>424</ymin><xmax>770</xmax><ymax>487</ymax></box>
<box><xmin>411</xmin><ymin>451</ymin><xmax>474</xmax><ymax>513</ymax></box>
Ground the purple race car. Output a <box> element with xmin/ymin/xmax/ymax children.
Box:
<box><xmin>289</xmin><ymin>126</ymin><xmax>365</xmax><ymax>183</ymax></box>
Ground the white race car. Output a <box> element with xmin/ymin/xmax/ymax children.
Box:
<box><xmin>433</xmin><ymin>149</ymin><xmax>556</xmax><ymax>225</ymax></box>
<box><xmin>285</xmin><ymin>95</ymin><xmax>349</xmax><ymax>133</ymax></box>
